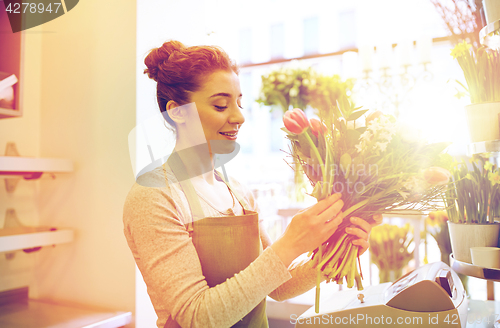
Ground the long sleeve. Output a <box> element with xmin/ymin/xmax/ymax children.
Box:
<box><xmin>237</xmin><ymin>179</ymin><xmax>325</xmax><ymax>302</ymax></box>
<box><xmin>123</xmin><ymin>172</ymin><xmax>292</xmax><ymax>328</ymax></box>
<box><xmin>258</xmin><ymin>221</ymin><xmax>324</xmax><ymax>302</ymax></box>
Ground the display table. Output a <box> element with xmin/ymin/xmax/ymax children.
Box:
<box><xmin>450</xmin><ymin>254</ymin><xmax>500</xmax><ymax>301</ymax></box>
<box><xmin>267</xmin><ymin>286</ymin><xmax>500</xmax><ymax>328</ymax></box>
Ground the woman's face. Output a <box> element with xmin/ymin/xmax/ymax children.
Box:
<box><xmin>189</xmin><ymin>70</ymin><xmax>245</xmax><ymax>153</ymax></box>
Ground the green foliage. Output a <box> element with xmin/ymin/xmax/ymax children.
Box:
<box><xmin>451</xmin><ymin>41</ymin><xmax>500</xmax><ymax>104</ymax></box>
<box><xmin>445</xmin><ymin>156</ymin><xmax>500</xmax><ymax>223</ymax></box>
<box><xmin>256</xmin><ymin>65</ymin><xmax>354</xmax><ymax>115</ymax></box>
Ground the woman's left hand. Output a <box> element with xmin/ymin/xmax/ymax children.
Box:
<box><xmin>345</xmin><ymin>214</ymin><xmax>383</xmax><ymax>255</ymax></box>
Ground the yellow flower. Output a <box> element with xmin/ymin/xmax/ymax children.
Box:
<box><xmin>450</xmin><ymin>41</ymin><xmax>471</xmax><ymax>59</ymax></box>
<box><xmin>484</xmin><ymin>161</ymin><xmax>494</xmax><ymax>172</ymax></box>
<box><xmin>489</xmin><ymin>171</ymin><xmax>500</xmax><ymax>185</ymax></box>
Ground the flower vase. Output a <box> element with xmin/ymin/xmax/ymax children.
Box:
<box><xmin>448</xmin><ymin>222</ymin><xmax>500</xmax><ymax>263</ymax></box>
<box><xmin>465</xmin><ymin>102</ymin><xmax>500</xmax><ymax>142</ymax></box>
<box><xmin>379</xmin><ymin>268</ymin><xmax>403</xmax><ymax>283</ymax></box>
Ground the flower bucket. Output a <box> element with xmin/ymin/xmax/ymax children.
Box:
<box><xmin>465</xmin><ymin>102</ymin><xmax>500</xmax><ymax>143</ymax></box>
<box><xmin>448</xmin><ymin>222</ymin><xmax>500</xmax><ymax>264</ymax></box>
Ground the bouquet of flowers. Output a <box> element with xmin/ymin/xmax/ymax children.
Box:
<box><xmin>282</xmin><ymin>96</ymin><xmax>451</xmax><ymax>313</ymax></box>
<box><xmin>369</xmin><ymin>223</ymin><xmax>414</xmax><ymax>283</ymax></box>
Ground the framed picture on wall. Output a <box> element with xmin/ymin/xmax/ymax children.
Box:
<box><xmin>0</xmin><ymin>6</ymin><xmax>23</xmax><ymax>119</ymax></box>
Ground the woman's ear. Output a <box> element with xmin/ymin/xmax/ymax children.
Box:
<box><xmin>166</xmin><ymin>100</ymin><xmax>185</xmax><ymax>124</ymax></box>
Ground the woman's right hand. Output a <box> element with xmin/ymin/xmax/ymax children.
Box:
<box><xmin>270</xmin><ymin>193</ymin><xmax>344</xmax><ymax>267</ymax></box>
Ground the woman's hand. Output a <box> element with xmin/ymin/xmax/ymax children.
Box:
<box><xmin>271</xmin><ymin>193</ymin><xmax>344</xmax><ymax>267</ymax></box>
<box><xmin>345</xmin><ymin>214</ymin><xmax>383</xmax><ymax>255</ymax></box>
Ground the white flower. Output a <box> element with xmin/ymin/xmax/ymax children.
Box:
<box><xmin>289</xmin><ymin>87</ymin><xmax>299</xmax><ymax>97</ymax></box>
<box><xmin>375</xmin><ymin>141</ymin><xmax>389</xmax><ymax>153</ymax></box>
<box><xmin>359</xmin><ymin>130</ymin><xmax>372</xmax><ymax>142</ymax></box>
<box><xmin>402</xmin><ymin>175</ymin><xmax>425</xmax><ymax>193</ymax></box>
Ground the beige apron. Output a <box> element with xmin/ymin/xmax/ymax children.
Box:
<box><xmin>165</xmin><ymin>152</ymin><xmax>268</xmax><ymax>328</ymax></box>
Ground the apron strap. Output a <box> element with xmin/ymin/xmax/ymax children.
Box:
<box><xmin>214</xmin><ymin>170</ymin><xmax>250</xmax><ymax>215</ymax></box>
<box><xmin>167</xmin><ymin>151</ymin><xmax>206</xmax><ymax>224</ymax></box>
<box><xmin>167</xmin><ymin>150</ymin><xmax>252</xmax><ymax>223</ymax></box>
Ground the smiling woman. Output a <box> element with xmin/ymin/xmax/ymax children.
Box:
<box><xmin>123</xmin><ymin>40</ymin><xmax>379</xmax><ymax>328</ymax></box>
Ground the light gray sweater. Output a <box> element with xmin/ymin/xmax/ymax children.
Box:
<box><xmin>123</xmin><ymin>163</ymin><xmax>321</xmax><ymax>328</ymax></box>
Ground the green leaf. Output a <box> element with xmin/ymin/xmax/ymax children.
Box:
<box><xmin>356</xmin><ymin>127</ymin><xmax>367</xmax><ymax>134</ymax></box>
<box><xmin>347</xmin><ymin>109</ymin><xmax>369</xmax><ymax>122</ymax></box>
<box><xmin>346</xmin><ymin>129</ymin><xmax>362</xmax><ymax>148</ymax></box>
<box><xmin>318</xmin><ymin>132</ymin><xmax>326</xmax><ymax>160</ymax></box>
<box><xmin>310</xmin><ymin>182</ymin><xmax>322</xmax><ymax>200</ymax></box>
<box><xmin>298</xmin><ymin>131</ymin><xmax>312</xmax><ymax>158</ymax></box>
<box><xmin>331</xmin><ymin>103</ymin><xmax>342</xmax><ymax>120</ymax></box>
<box><xmin>340</xmin><ymin>153</ymin><xmax>352</xmax><ymax>176</ymax></box>
<box><xmin>306</xmin><ymin>128</ymin><xmax>318</xmax><ymax>147</ymax></box>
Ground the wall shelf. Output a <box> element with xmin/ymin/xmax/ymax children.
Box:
<box><xmin>0</xmin><ymin>108</ymin><xmax>22</xmax><ymax>119</ymax></box>
<box><xmin>0</xmin><ymin>227</ymin><xmax>74</xmax><ymax>253</ymax></box>
<box><xmin>0</xmin><ymin>298</ymin><xmax>132</xmax><ymax>328</ymax></box>
<box><xmin>0</xmin><ymin>156</ymin><xmax>73</xmax><ymax>178</ymax></box>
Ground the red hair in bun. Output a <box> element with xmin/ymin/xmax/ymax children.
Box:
<box><xmin>144</xmin><ymin>40</ymin><xmax>239</xmax><ymax>128</ymax></box>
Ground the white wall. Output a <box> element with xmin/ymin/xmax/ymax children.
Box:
<box><xmin>1</xmin><ymin>0</ymin><xmax>137</xmax><ymax>324</ymax></box>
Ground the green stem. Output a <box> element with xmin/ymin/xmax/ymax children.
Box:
<box><xmin>302</xmin><ymin>131</ymin><xmax>327</xmax><ymax>194</ymax></box>
<box><xmin>315</xmin><ymin>245</ymin><xmax>322</xmax><ymax>313</ymax></box>
<box><xmin>341</xmin><ymin>184</ymin><xmax>401</xmax><ymax>219</ymax></box>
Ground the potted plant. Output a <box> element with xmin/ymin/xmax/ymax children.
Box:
<box><xmin>451</xmin><ymin>41</ymin><xmax>500</xmax><ymax>142</ymax></box>
<box><xmin>444</xmin><ymin>156</ymin><xmax>500</xmax><ymax>263</ymax></box>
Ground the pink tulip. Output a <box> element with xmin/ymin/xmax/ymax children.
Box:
<box><xmin>365</xmin><ymin>110</ymin><xmax>383</xmax><ymax>125</ymax></box>
<box><xmin>283</xmin><ymin>108</ymin><xmax>309</xmax><ymax>134</ymax></box>
<box><xmin>428</xmin><ymin>211</ymin><xmax>449</xmax><ymax>223</ymax></box>
<box><xmin>310</xmin><ymin>118</ymin><xmax>327</xmax><ymax>137</ymax></box>
<box><xmin>423</xmin><ymin>167</ymin><xmax>451</xmax><ymax>186</ymax></box>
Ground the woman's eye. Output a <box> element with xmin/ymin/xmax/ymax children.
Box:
<box><xmin>214</xmin><ymin>106</ymin><xmax>227</xmax><ymax>111</ymax></box>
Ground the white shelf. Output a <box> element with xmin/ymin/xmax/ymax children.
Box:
<box><xmin>480</xmin><ymin>19</ymin><xmax>500</xmax><ymax>50</ymax></box>
<box><xmin>0</xmin><ymin>228</ymin><xmax>74</xmax><ymax>253</ymax></box>
<box><xmin>0</xmin><ymin>299</ymin><xmax>132</xmax><ymax>328</ymax></box>
<box><xmin>0</xmin><ymin>156</ymin><xmax>73</xmax><ymax>177</ymax></box>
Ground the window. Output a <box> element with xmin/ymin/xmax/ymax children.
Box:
<box><xmin>239</xmin><ymin>28</ymin><xmax>252</xmax><ymax>65</ymax></box>
<box><xmin>338</xmin><ymin>10</ymin><xmax>357</xmax><ymax>50</ymax></box>
<box><xmin>270</xmin><ymin>23</ymin><xmax>285</xmax><ymax>60</ymax></box>
<box><xmin>303</xmin><ymin>16</ymin><xmax>319</xmax><ymax>55</ymax></box>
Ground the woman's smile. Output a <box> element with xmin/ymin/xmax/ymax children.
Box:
<box><xmin>219</xmin><ymin>130</ymin><xmax>238</xmax><ymax>140</ymax></box>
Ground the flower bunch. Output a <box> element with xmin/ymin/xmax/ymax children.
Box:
<box><xmin>425</xmin><ymin>211</ymin><xmax>452</xmax><ymax>265</ymax></box>
<box><xmin>282</xmin><ymin>96</ymin><xmax>451</xmax><ymax>313</ymax></box>
<box><xmin>257</xmin><ymin>65</ymin><xmax>353</xmax><ymax>115</ymax></box>
<box><xmin>369</xmin><ymin>223</ymin><xmax>414</xmax><ymax>283</ymax></box>
<box><xmin>451</xmin><ymin>40</ymin><xmax>500</xmax><ymax>103</ymax></box>
<box><xmin>444</xmin><ymin>156</ymin><xmax>500</xmax><ymax>224</ymax></box>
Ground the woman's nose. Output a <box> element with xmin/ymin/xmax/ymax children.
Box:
<box><xmin>230</xmin><ymin>105</ymin><xmax>245</xmax><ymax>126</ymax></box>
